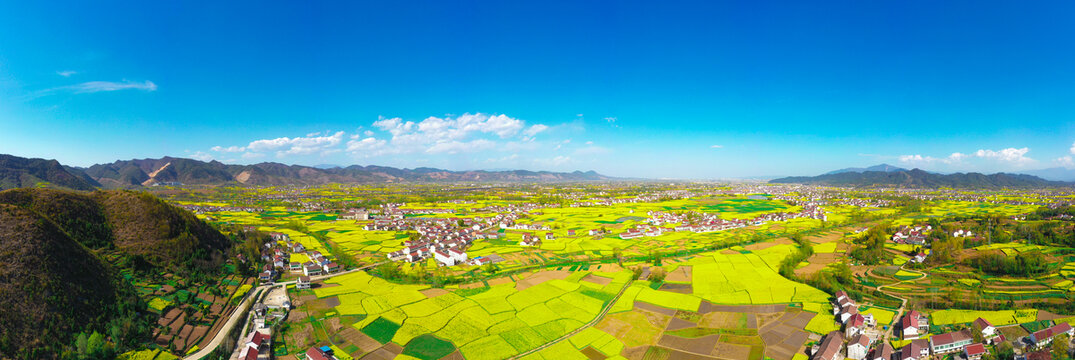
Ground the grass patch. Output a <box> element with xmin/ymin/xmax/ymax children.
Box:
<box><xmin>361</xmin><ymin>317</ymin><xmax>402</xmax><ymax>344</ymax></box>
<box><xmin>401</xmin><ymin>334</ymin><xmax>456</xmax><ymax>360</ymax></box>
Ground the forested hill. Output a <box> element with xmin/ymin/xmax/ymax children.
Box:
<box><xmin>0</xmin><ymin>154</ymin><xmax>100</xmax><ymax>190</ymax></box>
<box><xmin>0</xmin><ymin>153</ymin><xmax>617</xmax><ymax>189</ymax></box>
<box><xmin>769</xmin><ymin>168</ymin><xmax>1070</xmax><ymax>188</ymax></box>
<box><xmin>0</xmin><ymin>188</ymin><xmax>233</xmax><ymax>358</ymax></box>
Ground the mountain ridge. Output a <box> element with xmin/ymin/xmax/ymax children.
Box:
<box><xmin>823</xmin><ymin>163</ymin><xmax>906</xmax><ymax>175</ymax></box>
<box><xmin>0</xmin><ymin>154</ymin><xmax>618</xmax><ymax>190</ymax></box>
<box><xmin>770</xmin><ymin>168</ymin><xmax>1070</xmax><ymax>188</ymax></box>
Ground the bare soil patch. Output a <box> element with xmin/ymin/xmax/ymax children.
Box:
<box><xmin>743</xmin><ymin>238</ymin><xmax>791</xmax><ymax>251</ymax></box>
<box><xmin>658</xmin><ymin>334</ymin><xmax>721</xmax><ymax>354</ymax></box>
<box><xmin>515</xmin><ymin>270</ymin><xmax>571</xmax><ymax>291</ymax></box>
<box><xmin>659</xmin><ymin>283</ymin><xmax>693</xmax><ymax>294</ymax></box>
<box><xmin>487</xmin><ymin>276</ymin><xmax>513</xmax><ymax>287</ymax></box>
<box><xmin>360</xmin><ymin>349</ymin><xmax>396</xmax><ymax>360</ymax></box>
<box><xmin>664</xmin><ymin>347</ymin><xmax>719</xmax><ymax>360</ymax></box>
<box><xmin>711</xmin><ymin>343</ymin><xmax>752</xmax><ymax>360</ymax></box>
<box><xmin>784</xmin><ymin>312</ymin><xmax>814</xmax><ymax>329</ymax></box>
<box><xmin>634</xmin><ymin>301</ymin><xmax>678</xmax><ymax>316</ymax></box>
<box><xmin>439</xmin><ymin>350</ymin><xmax>465</xmax><ymax>360</ymax></box>
<box><xmin>340</xmin><ymin>327</ymin><xmax>383</xmax><ymax>353</ymax></box>
<box><xmin>621</xmin><ymin>346</ymin><xmax>650</xmax><ymax>360</ymax></box>
<box><xmin>666</xmin><ymin>266</ymin><xmax>693</xmax><ymax>283</ymax></box>
<box><xmin>582</xmin><ymin>346</ymin><xmax>609</xmax><ymax>360</ymax></box>
<box><xmin>665</xmin><ymin>317</ymin><xmax>697</xmax><ymax>331</ymax></box>
<box><xmin>420</xmin><ymin>288</ymin><xmax>450</xmax><ymax>298</ymax></box>
<box><xmin>583</xmin><ymin>274</ymin><xmax>613</xmax><ymax>286</ymax></box>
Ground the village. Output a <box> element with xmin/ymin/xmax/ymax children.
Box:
<box><xmin>813</xmin><ymin>289</ymin><xmax>1073</xmax><ymax>360</ymax></box>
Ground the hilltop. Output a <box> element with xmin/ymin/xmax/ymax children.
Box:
<box><xmin>0</xmin><ymin>154</ymin><xmax>100</xmax><ymax>191</ymax></box>
<box><xmin>0</xmin><ymin>188</ymin><xmax>231</xmax><ymax>271</ymax></box>
<box><xmin>770</xmin><ymin>168</ymin><xmax>1070</xmax><ymax>188</ymax></box>
<box><xmin>0</xmin><ymin>188</ymin><xmax>233</xmax><ymax>358</ymax></box>
<box><xmin>823</xmin><ymin>163</ymin><xmax>906</xmax><ymax>175</ymax></box>
<box><xmin>0</xmin><ymin>204</ymin><xmax>137</xmax><ymax>359</ymax></box>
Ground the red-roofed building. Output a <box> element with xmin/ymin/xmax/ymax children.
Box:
<box><xmin>963</xmin><ymin>343</ymin><xmax>988</xmax><ymax>360</ymax></box>
<box><xmin>929</xmin><ymin>329</ymin><xmax>973</xmax><ymax>354</ymax></box>
<box><xmin>845</xmin><ymin>313</ymin><xmax>866</xmax><ymax>338</ymax></box>
<box><xmin>305</xmin><ymin>347</ymin><xmax>336</xmax><ymax>360</ymax></box>
<box><xmin>1029</xmin><ymin>322</ymin><xmax>1074</xmax><ymax>347</ymax></box>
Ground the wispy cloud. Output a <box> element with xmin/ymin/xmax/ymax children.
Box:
<box><xmin>211</xmin><ymin>145</ymin><xmax>246</xmax><ymax>153</ymax></box>
<box><xmin>710</xmin><ymin>145</ymin><xmax>723</xmax><ymax>149</ymax></box>
<box><xmin>56</xmin><ymin>70</ymin><xmax>77</xmax><ymax>77</ymax></box>
<box><xmin>22</xmin><ymin>79</ymin><xmax>158</xmax><ymax>100</ymax></box>
<box><xmin>69</xmin><ymin>80</ymin><xmax>157</xmax><ymax>93</ymax></box>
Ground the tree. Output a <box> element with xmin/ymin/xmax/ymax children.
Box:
<box><xmin>1052</xmin><ymin>333</ymin><xmax>1070</xmax><ymax>360</ymax></box>
<box><xmin>87</xmin><ymin>331</ymin><xmax>107</xmax><ymax>358</ymax></box>
<box><xmin>75</xmin><ymin>332</ymin><xmax>89</xmax><ymax>358</ymax></box>
<box><xmin>995</xmin><ymin>342</ymin><xmax>1014</xmax><ymax>360</ymax></box>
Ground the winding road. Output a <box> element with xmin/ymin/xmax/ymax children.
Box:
<box><xmin>509</xmin><ymin>278</ymin><xmax>634</xmax><ymax>359</ymax></box>
<box><xmin>872</xmin><ymin>264</ymin><xmax>926</xmax><ymax>340</ymax></box>
<box><xmin>183</xmin><ymin>263</ymin><xmax>384</xmax><ymax>360</ymax></box>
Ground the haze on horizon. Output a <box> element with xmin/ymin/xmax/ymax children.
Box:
<box><xmin>2</xmin><ymin>1</ymin><xmax>1075</xmax><ymax>179</ymax></box>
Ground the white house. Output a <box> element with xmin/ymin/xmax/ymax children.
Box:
<box><xmin>296</xmin><ymin>276</ymin><xmax>311</xmax><ymax>289</ymax></box>
<box><xmin>847</xmin><ymin>334</ymin><xmax>870</xmax><ymax>360</ymax></box>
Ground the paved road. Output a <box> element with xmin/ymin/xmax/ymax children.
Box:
<box><xmin>183</xmin><ymin>262</ymin><xmax>384</xmax><ymax>360</ymax></box>
<box><xmin>509</xmin><ymin>279</ymin><xmax>634</xmax><ymax>359</ymax></box>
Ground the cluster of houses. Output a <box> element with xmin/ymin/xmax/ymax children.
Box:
<box><xmin>237</xmin><ymin>329</ymin><xmax>271</xmax><ymax>360</ymax></box>
<box><xmin>179</xmin><ymin>204</ymin><xmax>263</xmax><ymax>214</ymax></box>
<box><xmin>832</xmin><ymin>291</ymin><xmax>874</xmax><ymax>339</ymax></box>
<box><xmin>304</xmin><ymin>345</ymin><xmax>340</xmax><ymax>360</ymax></box>
<box><xmin>952</xmin><ymin>229</ymin><xmax>975</xmax><ymax>238</ymax></box>
<box><xmin>257</xmin><ymin>233</ymin><xmax>340</xmax><ymax>283</ymax></box>
<box><xmin>812</xmin><ymin>307</ymin><xmax>1016</xmax><ymax>360</ymax></box>
<box><xmin>617</xmin><ymin>203</ymin><xmax>829</xmax><ymax>240</ymax></box>
<box><xmin>384</xmin><ymin>218</ymin><xmax>487</xmax><ymax>266</ymax></box>
<box><xmin>891</xmin><ymin>225</ymin><xmax>931</xmax><ymax>246</ymax></box>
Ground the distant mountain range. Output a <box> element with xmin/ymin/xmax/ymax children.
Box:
<box><xmin>823</xmin><ymin>163</ymin><xmax>906</xmax><ymax>175</ymax></box>
<box><xmin>1017</xmin><ymin>167</ymin><xmax>1075</xmax><ymax>182</ymax></box>
<box><xmin>771</xmin><ymin>167</ymin><xmax>1070</xmax><ymax>188</ymax></box>
<box><xmin>0</xmin><ymin>154</ymin><xmax>617</xmax><ymax>190</ymax></box>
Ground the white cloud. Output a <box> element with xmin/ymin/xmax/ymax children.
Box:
<box><xmin>898</xmin><ymin>147</ymin><xmax>1038</xmax><ymax>170</ymax></box>
<box><xmin>534</xmin><ymin>156</ymin><xmax>572</xmax><ymax>166</ymax></box>
<box><xmin>70</xmin><ymin>80</ymin><xmax>157</xmax><ymax>93</ymax></box>
<box><xmin>425</xmin><ymin>139</ymin><xmax>496</xmax><ymax>154</ymax></box>
<box><xmin>947</xmin><ymin>152</ymin><xmax>969</xmax><ymax>162</ymax></box>
<box><xmin>241</xmin><ymin>152</ymin><xmax>265</xmax><ymax>160</ymax></box>
<box><xmin>574</xmin><ymin>146</ymin><xmax>610</xmax><ymax>156</ymax></box>
<box><xmin>604</xmin><ymin>117</ymin><xmax>616</xmax><ymax>123</ymax></box>
<box><xmin>346</xmin><ymin>137</ymin><xmax>388</xmax><ymax>155</ymax></box>
<box><xmin>211</xmin><ymin>145</ymin><xmax>246</xmax><ymax>153</ymax></box>
<box><xmin>487</xmin><ymin>154</ymin><xmax>520</xmax><ymax>163</ymax></box>
<box><xmin>710</xmin><ymin>145</ymin><xmax>723</xmax><ymax>149</ymax></box>
<box><xmin>973</xmin><ymin>147</ymin><xmax>1034</xmax><ymax>164</ymax></box>
<box><xmin>585</xmin><ymin>141</ymin><xmax>593</xmax><ymax>145</ymax></box>
<box><xmin>523</xmin><ymin>124</ymin><xmax>549</xmax><ymax>137</ymax></box>
<box><xmin>56</xmin><ymin>70</ymin><xmax>77</xmax><ymax>77</ymax></box>
<box><xmin>1055</xmin><ymin>156</ymin><xmax>1074</xmax><ymax>168</ymax></box>
<box><xmin>1070</xmin><ymin>141</ymin><xmax>1075</xmax><ymax>155</ymax></box>
<box><xmin>369</xmin><ymin>113</ymin><xmax>546</xmax><ymax>155</ymax></box>
<box><xmin>188</xmin><ymin>151</ymin><xmax>214</xmax><ymax>161</ymax></box>
<box><xmin>246</xmin><ymin>131</ymin><xmax>344</xmax><ymax>157</ymax></box>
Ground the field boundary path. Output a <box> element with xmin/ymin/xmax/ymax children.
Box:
<box><xmin>874</xmin><ymin>265</ymin><xmax>925</xmax><ymax>340</ymax></box>
<box><xmin>509</xmin><ymin>279</ymin><xmax>634</xmax><ymax>359</ymax></box>
<box><xmin>184</xmin><ymin>262</ymin><xmax>384</xmax><ymax>360</ymax></box>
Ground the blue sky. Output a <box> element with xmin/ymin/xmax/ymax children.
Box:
<box><xmin>2</xmin><ymin>1</ymin><xmax>1075</xmax><ymax>178</ymax></box>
